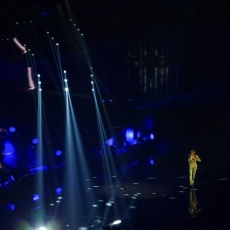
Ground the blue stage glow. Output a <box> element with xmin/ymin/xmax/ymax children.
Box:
<box><xmin>150</xmin><ymin>159</ymin><xmax>154</xmax><ymax>165</ymax></box>
<box><xmin>106</xmin><ymin>138</ymin><xmax>114</xmax><ymax>146</ymax></box>
<box><xmin>41</xmin><ymin>11</ymin><xmax>48</xmax><ymax>16</ymax></box>
<box><xmin>33</xmin><ymin>194</ymin><xmax>40</xmax><ymax>202</ymax></box>
<box><xmin>56</xmin><ymin>150</ymin><xmax>62</xmax><ymax>156</ymax></box>
<box><xmin>150</xmin><ymin>134</ymin><xmax>155</xmax><ymax>140</ymax></box>
<box><xmin>8</xmin><ymin>203</ymin><xmax>16</xmax><ymax>211</ymax></box>
<box><xmin>126</xmin><ymin>129</ymin><xmax>134</xmax><ymax>142</ymax></box>
<box><xmin>130</xmin><ymin>161</ymin><xmax>138</xmax><ymax>167</ymax></box>
<box><xmin>3</xmin><ymin>141</ymin><xmax>18</xmax><ymax>168</ymax></box>
<box><xmin>32</xmin><ymin>138</ymin><xmax>39</xmax><ymax>144</ymax></box>
<box><xmin>9</xmin><ymin>126</ymin><xmax>16</xmax><ymax>133</ymax></box>
<box><xmin>56</xmin><ymin>187</ymin><xmax>62</xmax><ymax>195</ymax></box>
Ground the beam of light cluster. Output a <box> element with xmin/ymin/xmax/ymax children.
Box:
<box><xmin>27</xmin><ymin>67</ymin><xmax>36</xmax><ymax>90</ymax></box>
<box><xmin>13</xmin><ymin>37</ymin><xmax>27</xmax><ymax>53</ymax></box>
<box><xmin>35</xmin><ymin>72</ymin><xmax>45</xmax><ymax>226</ymax></box>
<box><xmin>63</xmin><ymin>74</ymin><xmax>96</xmax><ymax>228</ymax></box>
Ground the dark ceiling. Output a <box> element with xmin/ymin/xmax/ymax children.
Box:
<box><xmin>0</xmin><ymin>0</ymin><xmax>230</xmax><ymax>145</ymax></box>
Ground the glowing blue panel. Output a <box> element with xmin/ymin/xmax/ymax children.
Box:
<box><xmin>150</xmin><ymin>134</ymin><xmax>155</xmax><ymax>140</ymax></box>
<box><xmin>32</xmin><ymin>138</ymin><xmax>39</xmax><ymax>144</ymax></box>
<box><xmin>106</xmin><ymin>138</ymin><xmax>114</xmax><ymax>146</ymax></box>
<box><xmin>9</xmin><ymin>126</ymin><xmax>16</xmax><ymax>133</ymax></box>
<box><xmin>56</xmin><ymin>187</ymin><xmax>62</xmax><ymax>195</ymax></box>
<box><xmin>137</xmin><ymin>132</ymin><xmax>141</xmax><ymax>138</ymax></box>
<box><xmin>3</xmin><ymin>141</ymin><xmax>18</xmax><ymax>168</ymax></box>
<box><xmin>56</xmin><ymin>150</ymin><xmax>62</xmax><ymax>156</ymax></box>
<box><xmin>33</xmin><ymin>194</ymin><xmax>40</xmax><ymax>202</ymax></box>
<box><xmin>8</xmin><ymin>203</ymin><xmax>16</xmax><ymax>211</ymax></box>
<box><xmin>126</xmin><ymin>129</ymin><xmax>134</xmax><ymax>142</ymax></box>
<box><xmin>150</xmin><ymin>159</ymin><xmax>154</xmax><ymax>165</ymax></box>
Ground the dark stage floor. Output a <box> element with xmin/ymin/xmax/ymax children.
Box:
<box><xmin>1</xmin><ymin>161</ymin><xmax>230</xmax><ymax>230</ymax></box>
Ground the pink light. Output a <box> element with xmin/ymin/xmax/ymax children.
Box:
<box><xmin>13</xmin><ymin>38</ymin><xmax>27</xmax><ymax>54</ymax></box>
<box><xmin>27</xmin><ymin>67</ymin><xmax>35</xmax><ymax>90</ymax></box>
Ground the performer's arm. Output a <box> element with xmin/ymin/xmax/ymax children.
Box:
<box><xmin>195</xmin><ymin>155</ymin><xmax>201</xmax><ymax>162</ymax></box>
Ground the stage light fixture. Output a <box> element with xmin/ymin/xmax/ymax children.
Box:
<box><xmin>81</xmin><ymin>34</ymin><xmax>84</xmax><ymax>36</ymax></box>
<box><xmin>38</xmin><ymin>81</ymin><xmax>41</xmax><ymax>84</ymax></box>
<box><xmin>56</xmin><ymin>150</ymin><xmax>62</xmax><ymax>156</ymax></box>
<box><xmin>16</xmin><ymin>22</ymin><xmax>19</xmax><ymax>24</ymax></box>
<box><xmin>33</xmin><ymin>194</ymin><xmax>40</xmax><ymax>201</ymax></box>
<box><xmin>63</xmin><ymin>70</ymin><xmax>66</xmax><ymax>73</ymax></box>
<box><xmin>56</xmin><ymin>187</ymin><xmax>62</xmax><ymax>194</ymax></box>
<box><xmin>64</xmin><ymin>79</ymin><xmax>67</xmax><ymax>82</ymax></box>
<box><xmin>113</xmin><ymin>220</ymin><xmax>122</xmax><ymax>225</ymax></box>
<box><xmin>74</xmin><ymin>24</ymin><xmax>76</xmax><ymax>26</ymax></box>
<box><xmin>92</xmin><ymin>89</ymin><xmax>94</xmax><ymax>91</ymax></box>
<box><xmin>32</xmin><ymin>54</ymin><xmax>34</xmax><ymax>56</ymax></box>
<box><xmin>9</xmin><ymin>126</ymin><xmax>16</xmax><ymax>133</ymax></box>
<box><xmin>24</xmin><ymin>44</ymin><xmax>26</xmax><ymax>46</ymax></box>
<box><xmin>65</xmin><ymin>87</ymin><xmax>68</xmax><ymax>91</ymax></box>
<box><xmin>90</xmin><ymin>67</ymin><xmax>93</xmax><ymax>69</ymax></box>
<box><xmin>51</xmin><ymin>37</ymin><xmax>54</xmax><ymax>40</ymax></box>
<box><xmin>150</xmin><ymin>134</ymin><xmax>154</xmax><ymax>140</ymax></box>
<box><xmin>70</xmin><ymin>19</ymin><xmax>72</xmax><ymax>21</ymax></box>
<box><xmin>37</xmin><ymin>74</ymin><xmax>40</xmax><ymax>77</ymax></box>
<box><xmin>90</xmin><ymin>74</ymin><xmax>93</xmax><ymax>77</ymax></box>
<box><xmin>32</xmin><ymin>138</ymin><xmax>39</xmax><ymax>144</ymax></box>
<box><xmin>46</xmin><ymin>31</ymin><xmax>49</xmax><ymax>34</ymax></box>
<box><xmin>91</xmin><ymin>81</ymin><xmax>94</xmax><ymax>84</ymax></box>
<box><xmin>39</xmin><ymin>89</ymin><xmax>42</xmax><ymax>91</ymax></box>
<box><xmin>56</xmin><ymin>43</ymin><xmax>59</xmax><ymax>46</ymax></box>
<box><xmin>77</xmin><ymin>29</ymin><xmax>80</xmax><ymax>31</ymax></box>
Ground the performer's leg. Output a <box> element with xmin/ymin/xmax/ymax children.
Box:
<box><xmin>189</xmin><ymin>165</ymin><xmax>193</xmax><ymax>185</ymax></box>
<box><xmin>192</xmin><ymin>165</ymin><xmax>197</xmax><ymax>183</ymax></box>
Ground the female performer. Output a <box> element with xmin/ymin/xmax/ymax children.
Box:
<box><xmin>188</xmin><ymin>149</ymin><xmax>201</xmax><ymax>186</ymax></box>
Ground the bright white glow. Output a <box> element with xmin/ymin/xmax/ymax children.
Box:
<box><xmin>81</xmin><ymin>34</ymin><xmax>84</xmax><ymax>36</ymax></box>
<box><xmin>91</xmin><ymin>81</ymin><xmax>94</xmax><ymax>84</ymax></box>
<box><xmin>32</xmin><ymin>54</ymin><xmax>34</xmax><ymax>56</ymax></box>
<box><xmin>38</xmin><ymin>227</ymin><xmax>47</xmax><ymax>230</ymax></box>
<box><xmin>106</xmin><ymin>203</ymin><xmax>112</xmax><ymax>206</ymax></box>
<box><xmin>58</xmin><ymin>197</ymin><xmax>63</xmax><ymax>199</ymax></box>
<box><xmin>90</xmin><ymin>74</ymin><xmax>93</xmax><ymax>77</ymax></box>
<box><xmin>56</xmin><ymin>200</ymin><xmax>61</xmax><ymax>203</ymax></box>
<box><xmin>65</xmin><ymin>87</ymin><xmax>68</xmax><ymax>91</ymax></box>
<box><xmin>50</xmin><ymin>203</ymin><xmax>55</xmax><ymax>206</ymax></box>
<box><xmin>13</xmin><ymin>38</ymin><xmax>27</xmax><ymax>53</ymax></box>
<box><xmin>92</xmin><ymin>89</ymin><xmax>94</xmax><ymax>91</ymax></box>
<box><xmin>39</xmin><ymin>89</ymin><xmax>42</xmax><ymax>91</ymax></box>
<box><xmin>38</xmin><ymin>81</ymin><xmax>41</xmax><ymax>84</ymax></box>
<box><xmin>113</xmin><ymin>220</ymin><xmax>122</xmax><ymax>225</ymax></box>
<box><xmin>27</xmin><ymin>67</ymin><xmax>35</xmax><ymax>90</ymax></box>
<box><xmin>90</xmin><ymin>67</ymin><xmax>93</xmax><ymax>69</ymax></box>
<box><xmin>56</xmin><ymin>43</ymin><xmax>59</xmax><ymax>46</ymax></box>
<box><xmin>37</xmin><ymin>74</ymin><xmax>40</xmax><ymax>77</ymax></box>
<box><xmin>64</xmin><ymin>79</ymin><xmax>67</xmax><ymax>82</ymax></box>
<box><xmin>16</xmin><ymin>22</ymin><xmax>19</xmax><ymax>24</ymax></box>
<box><xmin>77</xmin><ymin>29</ymin><xmax>80</xmax><ymax>31</ymax></box>
<box><xmin>63</xmin><ymin>70</ymin><xmax>66</xmax><ymax>73</ymax></box>
<box><xmin>51</xmin><ymin>37</ymin><xmax>54</xmax><ymax>40</ymax></box>
<box><xmin>46</xmin><ymin>31</ymin><xmax>49</xmax><ymax>34</ymax></box>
